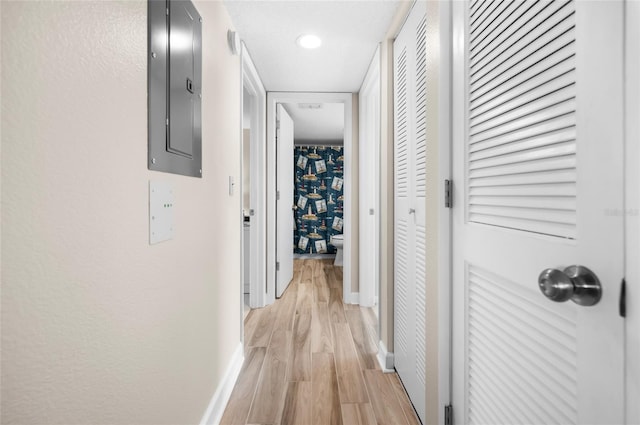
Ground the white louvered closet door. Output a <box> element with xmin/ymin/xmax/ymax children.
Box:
<box><xmin>394</xmin><ymin>2</ymin><xmax>427</xmax><ymax>423</ymax></box>
<box><xmin>452</xmin><ymin>1</ymin><xmax>625</xmax><ymax>424</ymax></box>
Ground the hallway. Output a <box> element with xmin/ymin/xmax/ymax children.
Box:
<box><xmin>221</xmin><ymin>259</ymin><xmax>419</xmax><ymax>425</ymax></box>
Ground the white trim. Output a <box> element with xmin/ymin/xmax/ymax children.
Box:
<box><xmin>267</xmin><ymin>92</ymin><xmax>353</xmax><ymax>306</ymax></box>
<box><xmin>293</xmin><ymin>253</ymin><xmax>336</xmax><ymax>260</ymax></box>
<box><xmin>199</xmin><ymin>343</ymin><xmax>244</xmax><ymax>425</ymax></box>
<box><xmin>344</xmin><ymin>291</ymin><xmax>360</xmax><ymax>305</ymax></box>
<box><xmin>241</xmin><ymin>43</ymin><xmax>267</xmax><ymax>310</ymax></box>
<box><xmin>358</xmin><ymin>46</ymin><xmax>381</xmax><ymax>309</ymax></box>
<box><xmin>625</xmin><ymin>1</ymin><xmax>640</xmax><ymax>423</ymax></box>
<box><xmin>437</xmin><ymin>2</ymin><xmax>453</xmax><ymax>425</ymax></box>
<box><xmin>377</xmin><ymin>340</ymin><xmax>395</xmax><ymax>373</ymax></box>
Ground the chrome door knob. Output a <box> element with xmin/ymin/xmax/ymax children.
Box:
<box><xmin>538</xmin><ymin>266</ymin><xmax>602</xmax><ymax>306</ymax></box>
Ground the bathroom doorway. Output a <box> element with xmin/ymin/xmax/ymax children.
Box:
<box><xmin>285</xmin><ymin>102</ymin><xmax>345</xmax><ymax>266</ymax></box>
<box><xmin>266</xmin><ymin>93</ymin><xmax>354</xmax><ymax>305</ymax></box>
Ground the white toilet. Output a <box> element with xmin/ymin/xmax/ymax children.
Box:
<box><xmin>331</xmin><ymin>234</ymin><xmax>344</xmax><ymax>266</ymax></box>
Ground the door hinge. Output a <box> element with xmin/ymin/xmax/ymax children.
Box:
<box><xmin>445</xmin><ymin>180</ymin><xmax>452</xmax><ymax>208</ymax></box>
<box><xmin>620</xmin><ymin>278</ymin><xmax>626</xmax><ymax>317</ymax></box>
<box><xmin>276</xmin><ymin>190</ymin><xmax>280</xmax><ymax>201</ymax></box>
<box><xmin>444</xmin><ymin>404</ymin><xmax>453</xmax><ymax>425</ymax></box>
<box><xmin>276</xmin><ymin>120</ymin><xmax>280</xmax><ymax>130</ymax></box>
<box><xmin>276</xmin><ymin>261</ymin><xmax>280</xmax><ymax>272</ymax></box>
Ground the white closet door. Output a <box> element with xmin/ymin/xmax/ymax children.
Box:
<box><xmin>452</xmin><ymin>1</ymin><xmax>625</xmax><ymax>423</ymax></box>
<box><xmin>394</xmin><ymin>2</ymin><xmax>427</xmax><ymax>423</ymax></box>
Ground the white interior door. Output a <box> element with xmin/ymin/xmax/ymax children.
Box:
<box><xmin>452</xmin><ymin>1</ymin><xmax>625</xmax><ymax>423</ymax></box>
<box><xmin>276</xmin><ymin>104</ymin><xmax>294</xmax><ymax>298</ymax></box>
<box><xmin>394</xmin><ymin>2</ymin><xmax>427</xmax><ymax>423</ymax></box>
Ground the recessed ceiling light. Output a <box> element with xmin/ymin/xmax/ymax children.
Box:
<box><xmin>296</xmin><ymin>34</ymin><xmax>322</xmax><ymax>49</ymax></box>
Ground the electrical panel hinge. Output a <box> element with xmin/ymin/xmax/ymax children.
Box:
<box><xmin>276</xmin><ymin>261</ymin><xmax>280</xmax><ymax>272</ymax></box>
<box><xmin>620</xmin><ymin>278</ymin><xmax>626</xmax><ymax>317</ymax></box>
<box><xmin>444</xmin><ymin>404</ymin><xmax>453</xmax><ymax>425</ymax></box>
<box><xmin>445</xmin><ymin>180</ymin><xmax>452</xmax><ymax>208</ymax></box>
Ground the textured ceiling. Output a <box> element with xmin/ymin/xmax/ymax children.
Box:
<box><xmin>224</xmin><ymin>0</ymin><xmax>402</xmax><ymax>92</ymax></box>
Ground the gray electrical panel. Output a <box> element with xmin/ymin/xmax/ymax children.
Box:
<box><xmin>148</xmin><ymin>0</ymin><xmax>202</xmax><ymax>178</ymax></box>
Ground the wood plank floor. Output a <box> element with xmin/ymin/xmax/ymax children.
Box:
<box><xmin>221</xmin><ymin>259</ymin><xmax>420</xmax><ymax>425</ymax></box>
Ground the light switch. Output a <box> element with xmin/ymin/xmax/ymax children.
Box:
<box><xmin>150</xmin><ymin>180</ymin><xmax>175</xmax><ymax>244</ymax></box>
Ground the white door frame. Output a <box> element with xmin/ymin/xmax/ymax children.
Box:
<box><xmin>437</xmin><ymin>1</ymin><xmax>453</xmax><ymax>423</ymax></box>
<box><xmin>625</xmin><ymin>1</ymin><xmax>640</xmax><ymax>422</ymax></box>
<box><xmin>359</xmin><ymin>47</ymin><xmax>380</xmax><ymax>308</ymax></box>
<box><xmin>241</xmin><ymin>43</ymin><xmax>267</xmax><ymax>310</ymax></box>
<box><xmin>266</xmin><ymin>92</ymin><xmax>353</xmax><ymax>305</ymax></box>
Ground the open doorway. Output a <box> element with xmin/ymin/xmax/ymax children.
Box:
<box><xmin>241</xmin><ymin>45</ymin><xmax>267</xmax><ymax>323</ymax></box>
<box><xmin>266</xmin><ymin>93</ymin><xmax>354</xmax><ymax>305</ymax></box>
<box><xmin>286</xmin><ymin>102</ymin><xmax>345</xmax><ymax>263</ymax></box>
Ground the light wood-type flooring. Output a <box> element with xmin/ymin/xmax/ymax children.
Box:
<box><xmin>221</xmin><ymin>259</ymin><xmax>420</xmax><ymax>425</ymax></box>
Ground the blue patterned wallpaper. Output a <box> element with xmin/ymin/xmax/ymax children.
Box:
<box><xmin>293</xmin><ymin>146</ymin><xmax>344</xmax><ymax>254</ymax></box>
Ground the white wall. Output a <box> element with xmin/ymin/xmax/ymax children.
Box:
<box><xmin>1</xmin><ymin>1</ymin><xmax>242</xmax><ymax>423</ymax></box>
<box><xmin>243</xmin><ymin>129</ymin><xmax>251</xmax><ymax>211</ymax></box>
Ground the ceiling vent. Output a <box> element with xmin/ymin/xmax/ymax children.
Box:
<box><xmin>298</xmin><ymin>103</ymin><xmax>323</xmax><ymax>109</ymax></box>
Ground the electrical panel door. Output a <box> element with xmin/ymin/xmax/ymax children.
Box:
<box><xmin>148</xmin><ymin>0</ymin><xmax>202</xmax><ymax>177</ymax></box>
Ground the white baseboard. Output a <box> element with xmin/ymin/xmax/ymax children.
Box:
<box><xmin>293</xmin><ymin>253</ymin><xmax>336</xmax><ymax>259</ymax></box>
<box><xmin>199</xmin><ymin>343</ymin><xmax>244</xmax><ymax>425</ymax></box>
<box><xmin>377</xmin><ymin>340</ymin><xmax>394</xmax><ymax>373</ymax></box>
<box><xmin>345</xmin><ymin>291</ymin><xmax>360</xmax><ymax>305</ymax></box>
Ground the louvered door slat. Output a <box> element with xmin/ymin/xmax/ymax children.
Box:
<box><xmin>470</xmin><ymin>126</ymin><xmax>574</xmax><ymax>158</ymax></box>
<box><xmin>470</xmin><ymin>98</ymin><xmax>576</xmax><ymax>146</ymax></box>
<box><xmin>470</xmin><ymin>139</ymin><xmax>575</xmax><ymax>171</ymax></box>
<box><xmin>396</xmin><ymin>48</ymin><xmax>409</xmax><ymax>197</ymax></box>
<box><xmin>469</xmin><ymin>195</ymin><xmax>576</xmax><ymax>211</ymax></box>
<box><xmin>471</xmin><ymin>41</ymin><xmax>575</xmax><ymax>106</ymax></box>
<box><xmin>471</xmin><ymin>53</ymin><xmax>575</xmax><ymax>111</ymax></box>
<box><xmin>467</xmin><ymin>0</ymin><xmax>577</xmax><ymax>239</ymax></box>
<box><xmin>415</xmin><ymin>224</ymin><xmax>426</xmax><ymax>389</ymax></box>
<box><xmin>470</xmin><ymin>1</ymin><xmax>571</xmax><ymax>71</ymax></box>
<box><xmin>470</xmin><ymin>70</ymin><xmax>575</xmax><ymax>128</ymax></box>
<box><xmin>472</xmin><ymin>25</ymin><xmax>576</xmax><ymax>92</ymax></box>
<box><xmin>468</xmin><ymin>115</ymin><xmax>575</xmax><ymax>153</ymax></box>
<box><xmin>470</xmin><ymin>335</ymin><xmax>574</xmax><ymax>422</ymax></box>
<box><xmin>470</xmin><ymin>0</ymin><xmax>531</xmax><ymax>59</ymax></box>
<box><xmin>470</xmin><ymin>0</ymin><xmax>510</xmax><ymax>40</ymax></box>
<box><xmin>471</xmin><ymin>2</ymin><xmax>528</xmax><ymax>63</ymax></box>
<box><xmin>469</xmin><ymin>319</ymin><xmax>577</xmax><ymax>395</ymax></box>
<box><xmin>470</xmin><ymin>87</ymin><xmax>575</xmax><ymax>136</ymax></box>
<box><xmin>470</xmin><ymin>3</ymin><xmax>575</xmax><ymax>79</ymax></box>
<box><xmin>472</xmin><ymin>28</ymin><xmax>575</xmax><ymax>100</ymax></box>
<box><xmin>467</xmin><ymin>266</ymin><xmax>579</xmax><ymax>424</ymax></box>
<box><xmin>415</xmin><ymin>16</ymin><xmax>427</xmax><ymax>197</ymax></box>
<box><xmin>395</xmin><ymin>220</ymin><xmax>409</xmax><ymax>356</ymax></box>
